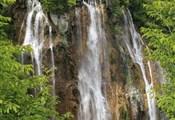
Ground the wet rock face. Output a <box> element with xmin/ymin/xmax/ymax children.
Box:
<box><xmin>128</xmin><ymin>87</ymin><xmax>145</xmax><ymax>120</ymax></box>
<box><xmin>13</xmin><ymin>1</ymin><xmax>160</xmax><ymax>120</ymax></box>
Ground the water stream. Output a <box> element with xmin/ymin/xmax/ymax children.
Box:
<box><xmin>23</xmin><ymin>0</ymin><xmax>46</xmax><ymax>75</ymax></box>
<box><xmin>23</xmin><ymin>0</ymin><xmax>55</xmax><ymax>95</ymax></box>
<box><xmin>123</xmin><ymin>9</ymin><xmax>157</xmax><ymax>120</ymax></box>
<box><xmin>78</xmin><ymin>1</ymin><xmax>111</xmax><ymax>120</ymax></box>
<box><xmin>49</xmin><ymin>26</ymin><xmax>56</xmax><ymax>96</ymax></box>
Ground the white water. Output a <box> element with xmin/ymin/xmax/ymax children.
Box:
<box><xmin>49</xmin><ymin>26</ymin><xmax>56</xmax><ymax>96</ymax></box>
<box><xmin>23</xmin><ymin>0</ymin><xmax>56</xmax><ymax>95</ymax></box>
<box><xmin>23</xmin><ymin>0</ymin><xmax>46</xmax><ymax>75</ymax></box>
<box><xmin>78</xmin><ymin>1</ymin><xmax>110</xmax><ymax>120</ymax></box>
<box><xmin>123</xmin><ymin>10</ymin><xmax>157</xmax><ymax>120</ymax></box>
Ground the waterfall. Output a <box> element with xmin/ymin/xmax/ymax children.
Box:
<box><xmin>123</xmin><ymin>10</ymin><xmax>157</xmax><ymax>120</ymax></box>
<box><xmin>49</xmin><ymin>26</ymin><xmax>56</xmax><ymax>96</ymax></box>
<box><xmin>22</xmin><ymin>0</ymin><xmax>55</xmax><ymax>94</ymax></box>
<box><xmin>78</xmin><ymin>1</ymin><xmax>111</xmax><ymax>120</ymax></box>
<box><xmin>23</xmin><ymin>0</ymin><xmax>46</xmax><ymax>75</ymax></box>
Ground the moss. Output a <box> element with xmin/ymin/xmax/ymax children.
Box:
<box><xmin>119</xmin><ymin>107</ymin><xmax>131</xmax><ymax>120</ymax></box>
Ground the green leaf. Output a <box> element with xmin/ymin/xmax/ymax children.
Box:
<box><xmin>0</xmin><ymin>100</ymin><xmax>3</xmax><ymax>104</ymax></box>
<box><xmin>173</xmin><ymin>45</ymin><xmax>175</xmax><ymax>51</ymax></box>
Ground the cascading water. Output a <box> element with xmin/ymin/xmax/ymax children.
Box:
<box><xmin>23</xmin><ymin>0</ymin><xmax>46</xmax><ymax>75</ymax></box>
<box><xmin>49</xmin><ymin>26</ymin><xmax>56</xmax><ymax>96</ymax></box>
<box><xmin>78</xmin><ymin>1</ymin><xmax>111</xmax><ymax>120</ymax></box>
<box><xmin>123</xmin><ymin>10</ymin><xmax>157</xmax><ymax>120</ymax></box>
<box><xmin>23</xmin><ymin>0</ymin><xmax>55</xmax><ymax>95</ymax></box>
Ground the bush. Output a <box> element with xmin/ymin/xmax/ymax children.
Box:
<box><xmin>41</xmin><ymin>0</ymin><xmax>77</xmax><ymax>14</ymax></box>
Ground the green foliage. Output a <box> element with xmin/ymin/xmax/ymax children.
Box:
<box><xmin>0</xmin><ymin>0</ymin><xmax>15</xmax><ymax>7</ymax></box>
<box><xmin>0</xmin><ymin>0</ymin><xmax>15</xmax><ymax>32</ymax></box>
<box><xmin>67</xmin><ymin>0</ymin><xmax>76</xmax><ymax>8</ymax></box>
<box><xmin>0</xmin><ymin>40</ymin><xmax>56</xmax><ymax>120</ymax></box>
<box><xmin>41</xmin><ymin>0</ymin><xmax>77</xmax><ymax>13</ymax></box>
<box><xmin>155</xmin><ymin>82</ymin><xmax>175</xmax><ymax>119</ymax></box>
<box><xmin>111</xmin><ymin>0</ymin><xmax>129</xmax><ymax>18</ymax></box>
<box><xmin>141</xmin><ymin>0</ymin><xmax>175</xmax><ymax>119</ymax></box>
<box><xmin>111</xmin><ymin>0</ymin><xmax>122</xmax><ymax>17</ymax></box>
<box><xmin>0</xmin><ymin>15</ymin><xmax>11</xmax><ymax>26</ymax></box>
<box><xmin>127</xmin><ymin>0</ymin><xmax>149</xmax><ymax>27</ymax></box>
<box><xmin>109</xmin><ymin>0</ymin><xmax>128</xmax><ymax>34</ymax></box>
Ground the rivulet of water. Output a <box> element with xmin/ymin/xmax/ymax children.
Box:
<box><xmin>123</xmin><ymin>9</ymin><xmax>157</xmax><ymax>120</ymax></box>
<box><xmin>49</xmin><ymin>26</ymin><xmax>56</xmax><ymax>96</ymax></box>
